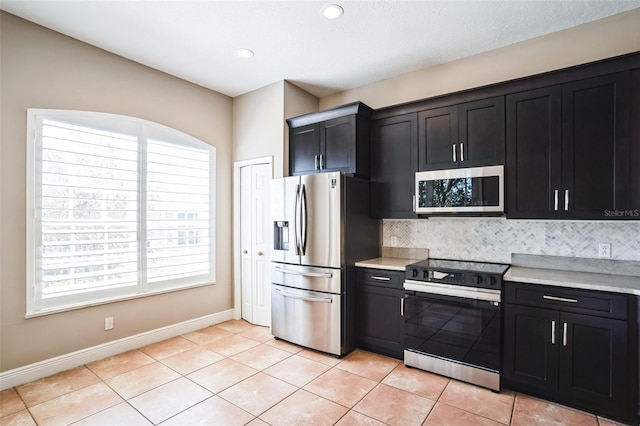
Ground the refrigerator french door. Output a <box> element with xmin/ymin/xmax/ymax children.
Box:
<box><xmin>270</xmin><ymin>172</ymin><xmax>378</xmax><ymax>356</ymax></box>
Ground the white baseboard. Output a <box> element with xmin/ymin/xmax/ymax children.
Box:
<box><xmin>0</xmin><ymin>309</ymin><xmax>235</xmax><ymax>390</ymax></box>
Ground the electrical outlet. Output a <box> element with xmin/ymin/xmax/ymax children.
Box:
<box><xmin>598</xmin><ymin>243</ymin><xmax>611</xmax><ymax>258</ymax></box>
<box><xmin>390</xmin><ymin>236</ymin><xmax>398</xmax><ymax>247</ymax></box>
<box><xmin>105</xmin><ymin>317</ymin><xmax>114</xmax><ymax>330</ymax></box>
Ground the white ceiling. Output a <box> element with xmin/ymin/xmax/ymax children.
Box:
<box><xmin>2</xmin><ymin>0</ymin><xmax>639</xmax><ymax>98</ymax></box>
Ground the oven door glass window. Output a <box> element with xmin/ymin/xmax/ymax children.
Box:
<box><xmin>404</xmin><ymin>292</ymin><xmax>501</xmax><ymax>372</ymax></box>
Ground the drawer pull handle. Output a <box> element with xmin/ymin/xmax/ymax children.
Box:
<box><xmin>371</xmin><ymin>276</ymin><xmax>391</xmax><ymax>281</ymax></box>
<box><xmin>543</xmin><ymin>295</ymin><xmax>578</xmax><ymax>303</ymax></box>
<box><xmin>551</xmin><ymin>320</ymin><xmax>556</xmax><ymax>345</ymax></box>
<box><xmin>563</xmin><ymin>322</ymin><xmax>568</xmax><ymax>347</ymax></box>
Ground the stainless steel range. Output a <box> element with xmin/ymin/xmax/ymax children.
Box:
<box><xmin>403</xmin><ymin>259</ymin><xmax>509</xmax><ymax>391</ymax></box>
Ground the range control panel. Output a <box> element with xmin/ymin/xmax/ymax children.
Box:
<box><xmin>405</xmin><ymin>259</ymin><xmax>509</xmax><ymax>290</ymax></box>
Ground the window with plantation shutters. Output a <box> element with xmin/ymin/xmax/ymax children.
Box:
<box><xmin>26</xmin><ymin>109</ymin><xmax>216</xmax><ymax>315</ymax></box>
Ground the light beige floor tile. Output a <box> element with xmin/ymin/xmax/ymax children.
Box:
<box><xmin>16</xmin><ymin>366</ymin><xmax>101</xmax><ymax>407</ymax></box>
<box><xmin>335</xmin><ymin>349</ymin><xmax>400</xmax><ymax>381</ymax></box>
<box><xmin>218</xmin><ymin>372</ymin><xmax>297</xmax><ymax>416</ymax></box>
<box><xmin>215</xmin><ymin>320</ymin><xmax>254</xmax><ymax>334</ymax></box>
<box><xmin>0</xmin><ymin>409</ymin><xmax>37</xmax><ymax>426</ymax></box>
<box><xmin>128</xmin><ymin>377</ymin><xmax>211</xmax><ymax>424</ymax></box>
<box><xmin>230</xmin><ymin>344</ymin><xmax>291</xmax><ymax>370</ymax></box>
<box><xmin>161</xmin><ymin>346</ymin><xmax>225</xmax><ymax>375</ymax></box>
<box><xmin>73</xmin><ymin>402</ymin><xmax>152</xmax><ymax>425</ymax></box>
<box><xmin>139</xmin><ymin>336</ymin><xmax>197</xmax><ymax>360</ymax></box>
<box><xmin>105</xmin><ymin>361</ymin><xmax>180</xmax><ymax>399</ymax></box>
<box><xmin>382</xmin><ymin>363</ymin><xmax>450</xmax><ymax>400</ymax></box>
<box><xmin>86</xmin><ymin>349</ymin><xmax>155</xmax><ymax>380</ymax></box>
<box><xmin>246</xmin><ymin>418</ymin><xmax>269</xmax><ymax>426</ymax></box>
<box><xmin>335</xmin><ymin>410</ymin><xmax>387</xmax><ymax>425</ymax></box>
<box><xmin>260</xmin><ymin>389</ymin><xmax>349</xmax><ymax>426</ymax></box>
<box><xmin>29</xmin><ymin>382</ymin><xmax>122</xmax><ymax>426</ymax></box>
<box><xmin>0</xmin><ymin>388</ymin><xmax>26</xmax><ymax>417</ymax></box>
<box><xmin>264</xmin><ymin>338</ymin><xmax>304</xmax><ymax>353</ymax></box>
<box><xmin>439</xmin><ymin>380</ymin><xmax>515</xmax><ymax>425</ymax></box>
<box><xmin>187</xmin><ymin>358</ymin><xmax>258</xmax><ymax>393</ymax></box>
<box><xmin>264</xmin><ymin>354</ymin><xmax>330</xmax><ymax>387</ymax></box>
<box><xmin>162</xmin><ymin>395</ymin><xmax>254</xmax><ymax>426</ymax></box>
<box><xmin>511</xmin><ymin>394</ymin><xmax>598</xmax><ymax>426</ymax></box>
<box><xmin>238</xmin><ymin>326</ymin><xmax>274</xmax><ymax>343</ymax></box>
<box><xmin>304</xmin><ymin>368</ymin><xmax>377</xmax><ymax>408</ymax></box>
<box><xmin>182</xmin><ymin>325</ymin><xmax>233</xmax><ymax>345</ymax></box>
<box><xmin>298</xmin><ymin>348</ymin><xmax>342</xmax><ymax>366</ymax></box>
<box><xmin>424</xmin><ymin>402</ymin><xmax>504</xmax><ymax>425</ymax></box>
<box><xmin>205</xmin><ymin>334</ymin><xmax>261</xmax><ymax>357</ymax></box>
<box><xmin>353</xmin><ymin>383</ymin><xmax>435</xmax><ymax>426</ymax></box>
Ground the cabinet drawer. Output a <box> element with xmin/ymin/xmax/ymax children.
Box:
<box><xmin>505</xmin><ymin>282</ymin><xmax>628</xmax><ymax>320</ymax></box>
<box><xmin>357</xmin><ymin>268</ymin><xmax>404</xmax><ymax>289</ymax></box>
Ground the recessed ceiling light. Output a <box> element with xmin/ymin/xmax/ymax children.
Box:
<box><xmin>237</xmin><ymin>48</ymin><xmax>254</xmax><ymax>59</ymax></box>
<box><xmin>322</xmin><ymin>4</ymin><xmax>344</xmax><ymax>19</ymax></box>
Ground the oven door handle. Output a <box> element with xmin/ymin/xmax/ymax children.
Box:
<box><xmin>403</xmin><ymin>280</ymin><xmax>500</xmax><ymax>303</ymax></box>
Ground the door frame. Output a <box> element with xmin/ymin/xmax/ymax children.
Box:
<box><xmin>233</xmin><ymin>156</ymin><xmax>273</xmax><ymax>320</ymax></box>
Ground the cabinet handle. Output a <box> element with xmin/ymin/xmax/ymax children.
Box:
<box><xmin>554</xmin><ymin>190</ymin><xmax>559</xmax><ymax>211</ymax></box>
<box><xmin>371</xmin><ymin>276</ymin><xmax>391</xmax><ymax>281</ymax></box>
<box><xmin>401</xmin><ymin>297</ymin><xmax>405</xmax><ymax>316</ymax></box>
<box><xmin>543</xmin><ymin>295</ymin><xmax>578</xmax><ymax>304</ymax></box>
<box><xmin>319</xmin><ymin>154</ymin><xmax>324</xmax><ymax>170</ymax></box>
<box><xmin>314</xmin><ymin>155</ymin><xmax>319</xmax><ymax>170</ymax></box>
<box><xmin>562</xmin><ymin>322</ymin><xmax>568</xmax><ymax>347</ymax></box>
<box><xmin>452</xmin><ymin>144</ymin><xmax>457</xmax><ymax>162</ymax></box>
<box><xmin>460</xmin><ymin>143</ymin><xmax>464</xmax><ymax>162</ymax></box>
<box><xmin>551</xmin><ymin>320</ymin><xmax>556</xmax><ymax>345</ymax></box>
<box><xmin>564</xmin><ymin>190</ymin><xmax>569</xmax><ymax>211</ymax></box>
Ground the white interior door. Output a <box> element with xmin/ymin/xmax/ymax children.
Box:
<box><xmin>240</xmin><ymin>163</ymin><xmax>271</xmax><ymax>326</ymax></box>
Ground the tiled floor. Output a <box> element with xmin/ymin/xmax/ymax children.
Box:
<box><xmin>0</xmin><ymin>320</ymin><xmax>630</xmax><ymax>426</ymax></box>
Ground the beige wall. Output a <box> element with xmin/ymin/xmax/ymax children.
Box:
<box><xmin>0</xmin><ymin>12</ymin><xmax>233</xmax><ymax>371</ymax></box>
<box><xmin>320</xmin><ymin>9</ymin><xmax>640</xmax><ymax>110</ymax></box>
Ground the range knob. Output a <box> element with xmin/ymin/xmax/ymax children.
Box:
<box><xmin>487</xmin><ymin>276</ymin><xmax>497</xmax><ymax>286</ymax></box>
<box><xmin>411</xmin><ymin>269</ymin><xmax>418</xmax><ymax>278</ymax></box>
<box><xmin>474</xmin><ymin>275</ymin><xmax>483</xmax><ymax>285</ymax></box>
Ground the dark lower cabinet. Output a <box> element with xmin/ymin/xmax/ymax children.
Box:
<box><xmin>356</xmin><ymin>268</ymin><xmax>405</xmax><ymax>359</ymax></box>
<box><xmin>370</xmin><ymin>113</ymin><xmax>417</xmax><ymax>219</ymax></box>
<box><xmin>503</xmin><ymin>282</ymin><xmax>638</xmax><ymax>424</ymax></box>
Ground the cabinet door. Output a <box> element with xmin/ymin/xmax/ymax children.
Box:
<box><xmin>559</xmin><ymin>312</ymin><xmax>629</xmax><ymax>418</ymax></box>
<box><xmin>356</xmin><ymin>283</ymin><xmax>404</xmax><ymax>359</ymax></box>
<box><xmin>320</xmin><ymin>115</ymin><xmax>355</xmax><ymax>173</ymax></box>
<box><xmin>562</xmin><ymin>72</ymin><xmax>632</xmax><ymax>219</ymax></box>
<box><xmin>459</xmin><ymin>97</ymin><xmax>506</xmax><ymax>168</ymax></box>
<box><xmin>418</xmin><ymin>106</ymin><xmax>458</xmax><ymax>170</ymax></box>
<box><xmin>290</xmin><ymin>123</ymin><xmax>319</xmax><ymax>175</ymax></box>
<box><xmin>506</xmin><ymin>87</ymin><xmax>562</xmax><ymax>218</ymax></box>
<box><xmin>370</xmin><ymin>113</ymin><xmax>418</xmax><ymax>218</ymax></box>
<box><xmin>503</xmin><ymin>305</ymin><xmax>559</xmax><ymax>394</ymax></box>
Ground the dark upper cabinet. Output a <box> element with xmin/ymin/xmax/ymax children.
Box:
<box><xmin>287</xmin><ymin>102</ymin><xmax>372</xmax><ymax>178</ymax></box>
<box><xmin>507</xmin><ymin>72</ymin><xmax>637</xmax><ymax>219</ymax></box>
<box><xmin>418</xmin><ymin>97</ymin><xmax>505</xmax><ymax>171</ymax></box>
<box><xmin>503</xmin><ymin>282</ymin><xmax>636</xmax><ymax>423</ymax></box>
<box><xmin>370</xmin><ymin>113</ymin><xmax>418</xmax><ymax>219</ymax></box>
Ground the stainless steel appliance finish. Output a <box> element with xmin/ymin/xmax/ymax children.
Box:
<box><xmin>414</xmin><ymin>165</ymin><xmax>504</xmax><ymax>214</ymax></box>
<box><xmin>403</xmin><ymin>259</ymin><xmax>509</xmax><ymax>391</ymax></box>
<box><xmin>270</xmin><ymin>172</ymin><xmax>378</xmax><ymax>356</ymax></box>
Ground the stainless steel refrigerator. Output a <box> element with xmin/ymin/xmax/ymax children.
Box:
<box><xmin>270</xmin><ymin>172</ymin><xmax>379</xmax><ymax>356</ymax></box>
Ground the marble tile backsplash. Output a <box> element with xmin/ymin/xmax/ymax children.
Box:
<box><xmin>383</xmin><ymin>218</ymin><xmax>640</xmax><ymax>264</ymax></box>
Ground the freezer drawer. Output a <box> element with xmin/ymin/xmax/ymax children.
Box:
<box><xmin>271</xmin><ymin>263</ymin><xmax>342</xmax><ymax>294</ymax></box>
<box><xmin>271</xmin><ymin>284</ymin><xmax>342</xmax><ymax>356</ymax></box>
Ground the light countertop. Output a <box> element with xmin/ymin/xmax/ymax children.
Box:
<box><xmin>505</xmin><ymin>266</ymin><xmax>640</xmax><ymax>296</ymax></box>
<box><xmin>355</xmin><ymin>257</ymin><xmax>422</xmax><ymax>271</ymax></box>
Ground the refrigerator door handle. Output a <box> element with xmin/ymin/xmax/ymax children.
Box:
<box><xmin>274</xmin><ymin>287</ymin><xmax>332</xmax><ymax>303</ymax></box>
<box><xmin>301</xmin><ymin>184</ymin><xmax>308</xmax><ymax>255</ymax></box>
<box><xmin>274</xmin><ymin>266</ymin><xmax>333</xmax><ymax>278</ymax></box>
<box><xmin>294</xmin><ymin>184</ymin><xmax>302</xmax><ymax>255</ymax></box>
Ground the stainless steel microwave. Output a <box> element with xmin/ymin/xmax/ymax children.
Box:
<box><xmin>414</xmin><ymin>165</ymin><xmax>504</xmax><ymax>214</ymax></box>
